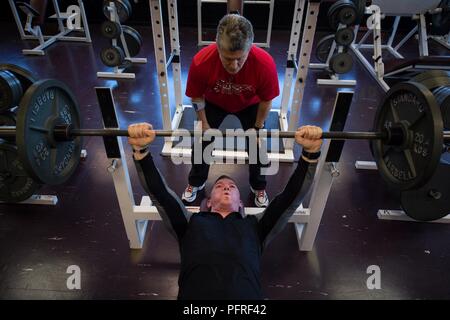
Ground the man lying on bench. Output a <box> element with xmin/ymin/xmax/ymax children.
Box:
<box><xmin>128</xmin><ymin>122</ymin><xmax>322</xmax><ymax>300</ymax></box>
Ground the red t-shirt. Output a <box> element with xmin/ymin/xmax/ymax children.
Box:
<box><xmin>185</xmin><ymin>44</ymin><xmax>279</xmax><ymax>113</ymax></box>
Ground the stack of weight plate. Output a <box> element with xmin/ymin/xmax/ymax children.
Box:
<box><xmin>315</xmin><ymin>31</ymin><xmax>355</xmax><ymax>75</ymax></box>
<box><xmin>317</xmin><ymin>0</ymin><xmax>367</xmax><ymax>74</ymax></box>
<box><xmin>0</xmin><ymin>64</ymin><xmax>41</xmax><ymax>202</ymax></box>
<box><xmin>100</xmin><ymin>0</ymin><xmax>143</xmax><ymax>68</ymax></box>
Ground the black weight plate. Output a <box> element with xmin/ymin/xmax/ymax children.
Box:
<box><xmin>371</xmin><ymin>81</ymin><xmax>443</xmax><ymax>191</ymax></box>
<box><xmin>0</xmin><ymin>141</ymin><xmax>41</xmax><ymax>202</ymax></box>
<box><xmin>101</xmin><ymin>20</ymin><xmax>122</xmax><ymax>39</ymax></box>
<box><xmin>328</xmin><ymin>1</ymin><xmax>345</xmax><ymax>30</ymax></box>
<box><xmin>102</xmin><ymin>0</ymin><xmax>131</xmax><ymax>23</ymax></box>
<box><xmin>0</xmin><ymin>70</ymin><xmax>23</xmax><ymax>112</ymax></box>
<box><xmin>119</xmin><ymin>26</ymin><xmax>142</xmax><ymax>57</ymax></box>
<box><xmin>433</xmin><ymin>86</ymin><xmax>450</xmax><ymax>130</ymax></box>
<box><xmin>335</xmin><ymin>27</ymin><xmax>355</xmax><ymax>46</ymax></box>
<box><xmin>412</xmin><ymin>71</ymin><xmax>450</xmax><ymax>91</ymax></box>
<box><xmin>0</xmin><ymin>64</ymin><xmax>37</xmax><ymax>93</ymax></box>
<box><xmin>16</xmin><ymin>79</ymin><xmax>82</xmax><ymax>185</ymax></box>
<box><xmin>121</xmin><ymin>0</ymin><xmax>132</xmax><ymax>18</ymax></box>
<box><xmin>101</xmin><ymin>46</ymin><xmax>125</xmax><ymax>67</ymax></box>
<box><xmin>329</xmin><ymin>52</ymin><xmax>353</xmax><ymax>74</ymax></box>
<box><xmin>328</xmin><ymin>0</ymin><xmax>357</xmax><ymax>29</ymax></box>
<box><xmin>315</xmin><ymin>34</ymin><xmax>335</xmax><ymax>63</ymax></box>
<box><xmin>133</xmin><ymin>27</ymin><xmax>143</xmax><ymax>47</ymax></box>
<box><xmin>338</xmin><ymin>5</ymin><xmax>357</xmax><ymax>26</ymax></box>
<box><xmin>6</xmin><ymin>71</ymin><xmax>23</xmax><ymax>110</ymax></box>
<box><xmin>401</xmin><ymin>163</ymin><xmax>450</xmax><ymax>221</ymax></box>
<box><xmin>351</xmin><ymin>0</ymin><xmax>366</xmax><ymax>25</ymax></box>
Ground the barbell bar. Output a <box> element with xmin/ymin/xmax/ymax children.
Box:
<box><xmin>2</xmin><ymin>124</ymin><xmax>446</xmax><ymax>143</ymax></box>
<box><xmin>0</xmin><ymin>127</ymin><xmax>389</xmax><ymax>139</ymax></box>
<box><xmin>54</xmin><ymin>127</ymin><xmax>391</xmax><ymax>140</ymax></box>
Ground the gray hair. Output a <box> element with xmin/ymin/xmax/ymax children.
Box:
<box><xmin>216</xmin><ymin>14</ymin><xmax>254</xmax><ymax>52</ymax></box>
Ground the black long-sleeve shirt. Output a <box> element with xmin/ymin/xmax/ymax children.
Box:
<box><xmin>135</xmin><ymin>154</ymin><xmax>317</xmax><ymax>300</ymax></box>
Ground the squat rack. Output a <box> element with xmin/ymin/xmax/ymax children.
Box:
<box><xmin>150</xmin><ymin>0</ymin><xmax>323</xmax><ymax>163</ymax></box>
<box><xmin>100</xmin><ymin>0</ymin><xmax>348</xmax><ymax>251</ymax></box>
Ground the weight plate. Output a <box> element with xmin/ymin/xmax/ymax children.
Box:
<box><xmin>351</xmin><ymin>0</ymin><xmax>366</xmax><ymax>25</ymax></box>
<box><xmin>0</xmin><ymin>141</ymin><xmax>41</xmax><ymax>202</ymax></box>
<box><xmin>328</xmin><ymin>1</ymin><xmax>345</xmax><ymax>30</ymax></box>
<box><xmin>102</xmin><ymin>0</ymin><xmax>131</xmax><ymax>23</ymax></box>
<box><xmin>371</xmin><ymin>81</ymin><xmax>443</xmax><ymax>191</ymax></box>
<box><xmin>328</xmin><ymin>0</ymin><xmax>357</xmax><ymax>29</ymax></box>
<box><xmin>433</xmin><ymin>86</ymin><xmax>450</xmax><ymax>130</ymax></box>
<box><xmin>119</xmin><ymin>25</ymin><xmax>142</xmax><ymax>57</ymax></box>
<box><xmin>329</xmin><ymin>52</ymin><xmax>353</xmax><ymax>74</ymax></box>
<box><xmin>120</xmin><ymin>0</ymin><xmax>133</xmax><ymax>18</ymax></box>
<box><xmin>0</xmin><ymin>64</ymin><xmax>37</xmax><ymax>93</ymax></box>
<box><xmin>338</xmin><ymin>5</ymin><xmax>357</xmax><ymax>26</ymax></box>
<box><xmin>401</xmin><ymin>163</ymin><xmax>450</xmax><ymax>221</ymax></box>
<box><xmin>335</xmin><ymin>27</ymin><xmax>355</xmax><ymax>46</ymax></box>
<box><xmin>133</xmin><ymin>27</ymin><xmax>143</xmax><ymax>47</ymax></box>
<box><xmin>101</xmin><ymin>20</ymin><xmax>122</xmax><ymax>39</ymax></box>
<box><xmin>16</xmin><ymin>79</ymin><xmax>82</xmax><ymax>185</ymax></box>
<box><xmin>0</xmin><ymin>70</ymin><xmax>23</xmax><ymax>112</ymax></box>
<box><xmin>315</xmin><ymin>34</ymin><xmax>335</xmax><ymax>63</ymax></box>
<box><xmin>101</xmin><ymin>46</ymin><xmax>125</xmax><ymax>67</ymax></box>
<box><xmin>412</xmin><ymin>71</ymin><xmax>450</xmax><ymax>91</ymax></box>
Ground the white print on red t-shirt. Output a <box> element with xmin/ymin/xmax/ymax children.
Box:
<box><xmin>213</xmin><ymin>79</ymin><xmax>254</xmax><ymax>95</ymax></box>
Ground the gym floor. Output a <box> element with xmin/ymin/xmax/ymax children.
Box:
<box><xmin>0</xmin><ymin>21</ymin><xmax>449</xmax><ymax>300</ymax></box>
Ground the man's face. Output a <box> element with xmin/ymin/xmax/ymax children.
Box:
<box><xmin>208</xmin><ymin>178</ymin><xmax>241</xmax><ymax>213</ymax></box>
<box><xmin>218</xmin><ymin>47</ymin><xmax>249</xmax><ymax>74</ymax></box>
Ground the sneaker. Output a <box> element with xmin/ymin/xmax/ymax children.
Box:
<box><xmin>250</xmin><ymin>186</ymin><xmax>269</xmax><ymax>208</ymax></box>
<box><xmin>181</xmin><ymin>183</ymin><xmax>205</xmax><ymax>203</ymax></box>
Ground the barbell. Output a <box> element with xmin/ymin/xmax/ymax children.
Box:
<box><xmin>0</xmin><ymin>77</ymin><xmax>449</xmax><ymax>220</ymax></box>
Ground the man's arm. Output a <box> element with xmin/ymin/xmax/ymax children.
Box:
<box><xmin>186</xmin><ymin>56</ymin><xmax>208</xmax><ymax>131</ymax></box>
<box><xmin>257</xmin><ymin>126</ymin><xmax>322</xmax><ymax>249</ymax></box>
<box><xmin>192</xmin><ymin>97</ymin><xmax>210</xmax><ymax>131</ymax></box>
<box><xmin>257</xmin><ymin>157</ymin><xmax>317</xmax><ymax>248</ymax></box>
<box><xmin>134</xmin><ymin>153</ymin><xmax>189</xmax><ymax>243</ymax></box>
<box><xmin>254</xmin><ymin>100</ymin><xmax>272</xmax><ymax>129</ymax></box>
<box><xmin>255</xmin><ymin>50</ymin><xmax>279</xmax><ymax>128</ymax></box>
<box><xmin>129</xmin><ymin>124</ymin><xmax>189</xmax><ymax>243</ymax></box>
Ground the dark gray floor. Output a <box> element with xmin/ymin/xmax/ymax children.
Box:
<box><xmin>0</xmin><ymin>20</ymin><xmax>449</xmax><ymax>300</ymax></box>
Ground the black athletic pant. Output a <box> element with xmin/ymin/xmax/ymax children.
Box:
<box><xmin>188</xmin><ymin>101</ymin><xmax>268</xmax><ymax>190</ymax></box>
